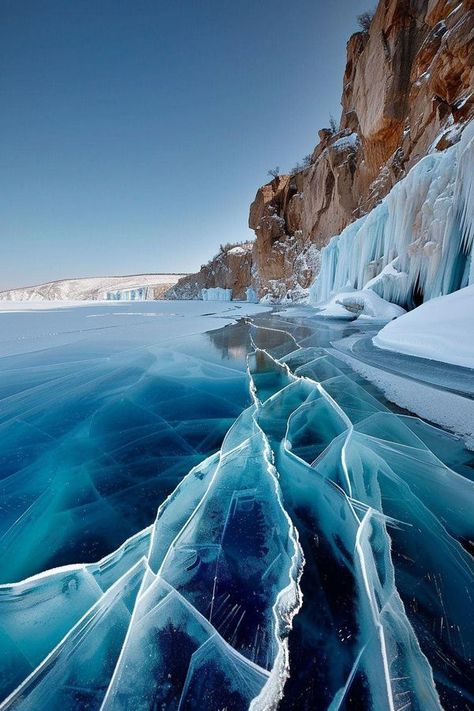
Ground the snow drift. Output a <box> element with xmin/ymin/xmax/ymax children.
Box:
<box><xmin>373</xmin><ymin>285</ymin><xmax>474</xmax><ymax>369</ymax></box>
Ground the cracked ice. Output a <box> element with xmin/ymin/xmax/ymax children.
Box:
<box><xmin>0</xmin><ymin>310</ymin><xmax>473</xmax><ymax>710</ymax></box>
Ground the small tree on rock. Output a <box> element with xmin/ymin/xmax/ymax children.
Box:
<box><xmin>357</xmin><ymin>11</ymin><xmax>374</xmax><ymax>32</ymax></box>
<box><xmin>267</xmin><ymin>166</ymin><xmax>280</xmax><ymax>179</ymax></box>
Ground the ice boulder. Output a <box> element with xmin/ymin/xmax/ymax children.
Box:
<box><xmin>317</xmin><ymin>289</ymin><xmax>406</xmax><ymax>321</ymax></box>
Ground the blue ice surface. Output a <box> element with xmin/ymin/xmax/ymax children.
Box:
<box><xmin>0</xmin><ymin>307</ymin><xmax>255</xmax><ymax>583</ymax></box>
<box><xmin>0</xmin><ymin>305</ymin><xmax>473</xmax><ymax>710</ymax></box>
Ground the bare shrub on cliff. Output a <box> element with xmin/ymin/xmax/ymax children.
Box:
<box><xmin>357</xmin><ymin>11</ymin><xmax>374</xmax><ymax>32</ymax></box>
<box><xmin>328</xmin><ymin>115</ymin><xmax>338</xmax><ymax>134</ymax></box>
<box><xmin>289</xmin><ymin>154</ymin><xmax>313</xmax><ymax>176</ymax></box>
<box><xmin>267</xmin><ymin>166</ymin><xmax>280</xmax><ymax>179</ymax></box>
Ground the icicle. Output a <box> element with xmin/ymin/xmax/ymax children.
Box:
<box><xmin>310</xmin><ymin>120</ymin><xmax>474</xmax><ymax>308</ymax></box>
<box><xmin>201</xmin><ymin>287</ymin><xmax>233</xmax><ymax>301</ymax></box>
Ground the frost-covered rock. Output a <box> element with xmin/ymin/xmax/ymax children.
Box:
<box><xmin>167</xmin><ymin>243</ymin><xmax>253</xmax><ymax>301</ymax></box>
<box><xmin>373</xmin><ymin>284</ymin><xmax>474</xmax><ymax>368</ymax></box>
<box><xmin>331</xmin><ymin>132</ymin><xmax>359</xmax><ymax>151</ymax></box>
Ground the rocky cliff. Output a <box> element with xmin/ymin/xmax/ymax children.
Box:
<box><xmin>166</xmin><ymin>243</ymin><xmax>253</xmax><ymax>301</ymax></box>
<box><xmin>170</xmin><ymin>0</ymin><xmax>473</xmax><ymax>302</ymax></box>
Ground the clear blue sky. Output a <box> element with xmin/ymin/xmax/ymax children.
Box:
<box><xmin>1</xmin><ymin>0</ymin><xmax>369</xmax><ymax>289</ymax></box>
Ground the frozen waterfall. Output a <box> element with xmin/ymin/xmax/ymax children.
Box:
<box><xmin>105</xmin><ymin>286</ymin><xmax>150</xmax><ymax>301</ymax></box>
<box><xmin>201</xmin><ymin>287</ymin><xmax>232</xmax><ymax>301</ymax></box>
<box><xmin>310</xmin><ymin>121</ymin><xmax>474</xmax><ymax>308</ymax></box>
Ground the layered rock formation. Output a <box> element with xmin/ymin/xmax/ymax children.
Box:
<box><xmin>170</xmin><ymin>0</ymin><xmax>473</xmax><ymax>301</ymax></box>
<box><xmin>166</xmin><ymin>243</ymin><xmax>253</xmax><ymax>300</ymax></box>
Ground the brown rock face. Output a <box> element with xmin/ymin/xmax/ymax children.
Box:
<box><xmin>149</xmin><ymin>283</ymin><xmax>182</xmax><ymax>299</ymax></box>
<box><xmin>166</xmin><ymin>243</ymin><xmax>253</xmax><ymax>300</ymax></box>
<box><xmin>249</xmin><ymin>175</ymin><xmax>321</xmax><ymax>300</ymax></box>
<box><xmin>247</xmin><ymin>0</ymin><xmax>474</xmax><ymax>299</ymax></box>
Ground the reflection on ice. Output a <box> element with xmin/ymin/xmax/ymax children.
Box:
<box><xmin>0</xmin><ymin>312</ymin><xmax>473</xmax><ymax>710</ymax></box>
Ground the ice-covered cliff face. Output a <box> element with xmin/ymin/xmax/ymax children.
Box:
<box><xmin>169</xmin><ymin>0</ymin><xmax>473</xmax><ymax>304</ymax></box>
<box><xmin>246</xmin><ymin>0</ymin><xmax>473</xmax><ymax>301</ymax></box>
<box><xmin>311</xmin><ymin>120</ymin><xmax>474</xmax><ymax>307</ymax></box>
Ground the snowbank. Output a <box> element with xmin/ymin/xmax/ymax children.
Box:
<box><xmin>373</xmin><ymin>285</ymin><xmax>474</xmax><ymax>369</ymax></box>
<box><xmin>332</xmin><ymin>346</ymin><xmax>474</xmax><ymax>449</ymax></box>
<box><xmin>227</xmin><ymin>245</ymin><xmax>252</xmax><ymax>256</ymax></box>
<box><xmin>332</xmin><ymin>132</ymin><xmax>359</xmax><ymax>151</ymax></box>
<box><xmin>317</xmin><ymin>289</ymin><xmax>405</xmax><ymax>321</ymax></box>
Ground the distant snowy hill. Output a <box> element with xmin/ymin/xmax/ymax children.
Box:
<box><xmin>0</xmin><ymin>274</ymin><xmax>187</xmax><ymax>302</ymax></box>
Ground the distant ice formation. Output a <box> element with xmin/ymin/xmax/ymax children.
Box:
<box><xmin>201</xmin><ymin>287</ymin><xmax>232</xmax><ymax>301</ymax></box>
<box><xmin>105</xmin><ymin>286</ymin><xmax>150</xmax><ymax>301</ymax></box>
<box><xmin>0</xmin><ymin>274</ymin><xmax>186</xmax><ymax>302</ymax></box>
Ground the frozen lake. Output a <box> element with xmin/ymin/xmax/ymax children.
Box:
<box><xmin>0</xmin><ymin>301</ymin><xmax>270</xmax><ymax>581</ymax></box>
<box><xmin>0</xmin><ymin>302</ymin><xmax>473</xmax><ymax>710</ymax></box>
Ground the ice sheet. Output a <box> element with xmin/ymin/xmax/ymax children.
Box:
<box><xmin>0</xmin><ymin>309</ymin><xmax>472</xmax><ymax>710</ymax></box>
